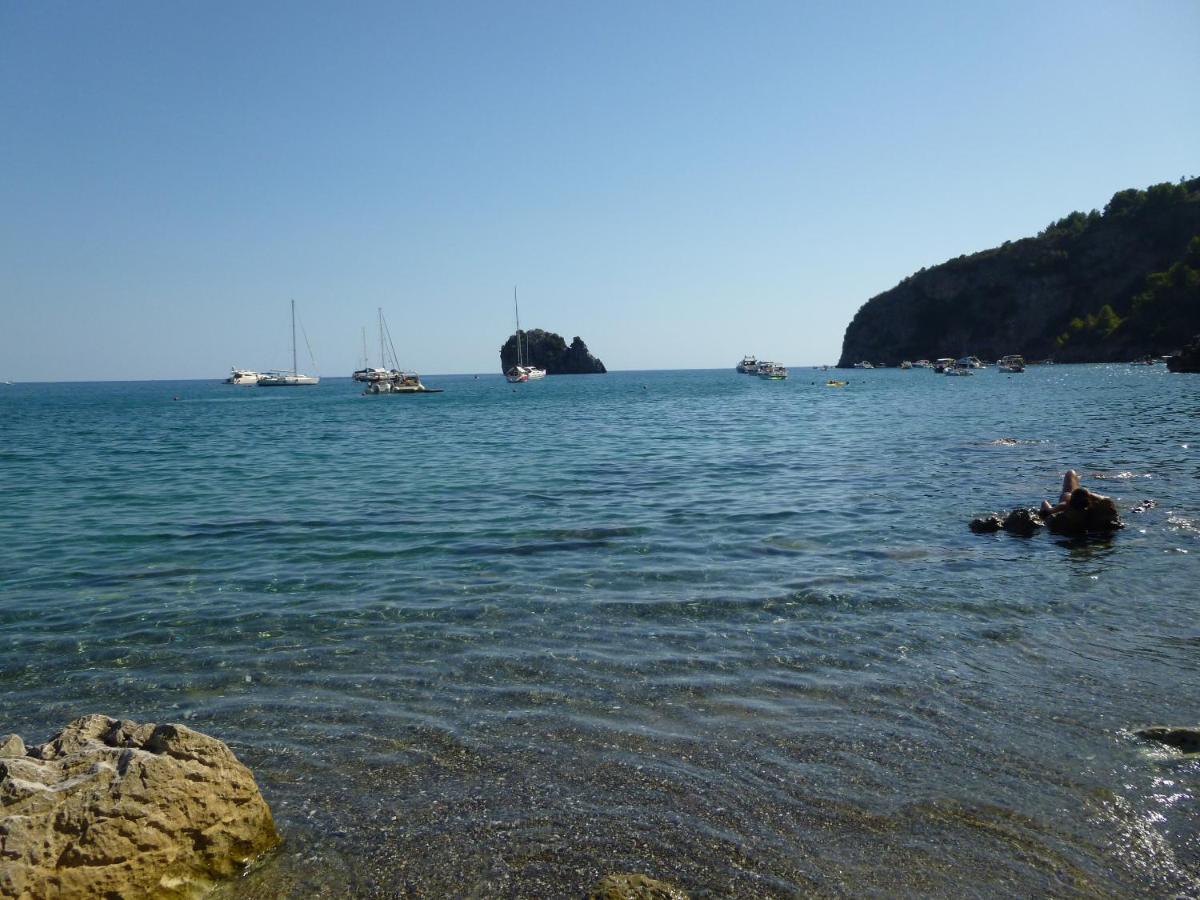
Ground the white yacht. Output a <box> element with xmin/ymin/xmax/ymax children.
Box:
<box><xmin>505</xmin><ymin>288</ymin><xmax>547</xmax><ymax>382</ymax></box>
<box><xmin>997</xmin><ymin>354</ymin><xmax>1026</xmax><ymax>373</ymax></box>
<box><xmin>853</xmin><ymin>361</ymin><xmax>874</xmax><ymax>369</ymax></box>
<box><xmin>259</xmin><ymin>300</ymin><xmax>319</xmax><ymax>386</ymax></box>
<box><xmin>224</xmin><ymin>368</ymin><xmax>262</xmax><ymax>385</ymax></box>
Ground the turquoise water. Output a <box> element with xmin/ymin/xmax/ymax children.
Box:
<box><xmin>1</xmin><ymin>367</ymin><xmax>1197</xmax><ymax>897</ymax></box>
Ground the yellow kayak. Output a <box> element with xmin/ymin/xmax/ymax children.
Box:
<box><xmin>825</xmin><ymin>380</ymin><xmax>848</xmax><ymax>387</ymax></box>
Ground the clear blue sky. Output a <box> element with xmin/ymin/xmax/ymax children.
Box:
<box><xmin>2</xmin><ymin>1</ymin><xmax>1197</xmax><ymax>380</ymax></box>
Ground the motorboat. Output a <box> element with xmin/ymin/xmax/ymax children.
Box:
<box><xmin>258</xmin><ymin>300</ymin><xmax>319</xmax><ymax>386</ymax></box>
<box><xmin>853</xmin><ymin>361</ymin><xmax>874</xmax><ymax>369</ymax></box>
<box><xmin>224</xmin><ymin>368</ymin><xmax>262</xmax><ymax>385</ymax></box>
<box><xmin>945</xmin><ymin>361</ymin><xmax>975</xmax><ymax>376</ymax></box>
<box><xmin>737</xmin><ymin>355</ymin><xmax>758</xmax><ymax>373</ymax></box>
<box><xmin>997</xmin><ymin>354</ymin><xmax>1026</xmax><ymax>373</ymax></box>
<box><xmin>933</xmin><ymin>357</ymin><xmax>956</xmax><ymax>373</ymax></box>
<box><xmin>758</xmin><ymin>363</ymin><xmax>788</xmax><ymax>380</ymax></box>
<box><xmin>899</xmin><ymin>360</ymin><xmax>912</xmax><ymax>369</ymax></box>
<box><xmin>912</xmin><ymin>359</ymin><xmax>932</xmax><ymax>369</ymax></box>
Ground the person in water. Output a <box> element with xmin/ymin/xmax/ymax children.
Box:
<box><xmin>1040</xmin><ymin>470</ymin><xmax>1121</xmax><ymax>533</ymax></box>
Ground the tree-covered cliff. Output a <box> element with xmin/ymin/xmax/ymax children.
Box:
<box><xmin>838</xmin><ymin>177</ymin><xmax>1200</xmax><ymax>366</ymax></box>
<box><xmin>500</xmin><ymin>329</ymin><xmax>607</xmax><ymax>374</ymax></box>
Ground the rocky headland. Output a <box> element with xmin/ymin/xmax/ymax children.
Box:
<box><xmin>0</xmin><ymin>715</ymin><xmax>279</xmax><ymax>899</ymax></box>
<box><xmin>1167</xmin><ymin>333</ymin><xmax>1200</xmax><ymax>373</ymax></box>
<box><xmin>839</xmin><ymin>177</ymin><xmax>1200</xmax><ymax>366</ymax></box>
<box><xmin>500</xmin><ymin>329</ymin><xmax>607</xmax><ymax>374</ymax></box>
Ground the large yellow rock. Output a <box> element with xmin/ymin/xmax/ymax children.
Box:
<box><xmin>1</xmin><ymin>715</ymin><xmax>280</xmax><ymax>899</ymax></box>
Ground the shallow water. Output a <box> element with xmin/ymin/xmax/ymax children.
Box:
<box><xmin>1</xmin><ymin>366</ymin><xmax>1197</xmax><ymax>897</ymax></box>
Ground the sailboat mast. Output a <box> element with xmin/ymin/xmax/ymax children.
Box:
<box><xmin>513</xmin><ymin>286</ymin><xmax>522</xmax><ymax>367</ymax></box>
<box><xmin>378</xmin><ymin>307</ymin><xmax>386</xmax><ymax>369</ymax></box>
<box><xmin>291</xmin><ymin>298</ymin><xmax>298</xmax><ymax>376</ymax></box>
<box><xmin>361</xmin><ymin>327</ymin><xmax>368</xmax><ymax>369</ymax></box>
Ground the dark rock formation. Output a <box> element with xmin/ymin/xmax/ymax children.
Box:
<box><xmin>587</xmin><ymin>873</ymin><xmax>689</xmax><ymax>899</ymax></box>
<box><xmin>1167</xmin><ymin>333</ymin><xmax>1200</xmax><ymax>372</ymax></box>
<box><xmin>1044</xmin><ymin>493</ymin><xmax>1122</xmax><ymax>536</ymax></box>
<box><xmin>969</xmin><ymin>514</ymin><xmax>1003</xmax><ymax>533</ymax></box>
<box><xmin>1135</xmin><ymin>726</ymin><xmax>1200</xmax><ymax>753</ymax></box>
<box><xmin>839</xmin><ymin>178</ymin><xmax>1200</xmax><ymax>366</ymax></box>
<box><xmin>0</xmin><ymin>715</ymin><xmax>280</xmax><ymax>898</ymax></box>
<box><xmin>500</xmin><ymin>329</ymin><xmax>607</xmax><ymax>374</ymax></box>
<box><xmin>1002</xmin><ymin>508</ymin><xmax>1045</xmax><ymax>537</ymax></box>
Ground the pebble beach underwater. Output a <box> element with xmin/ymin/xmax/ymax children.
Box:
<box><xmin>1</xmin><ymin>364</ymin><xmax>1197</xmax><ymax>897</ymax></box>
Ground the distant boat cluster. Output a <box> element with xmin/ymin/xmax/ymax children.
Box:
<box><xmin>225</xmin><ymin>303</ymin><xmax>440</xmax><ymax>394</ymax></box>
<box><xmin>736</xmin><ymin>355</ymin><xmax>788</xmax><ymax>379</ymax></box>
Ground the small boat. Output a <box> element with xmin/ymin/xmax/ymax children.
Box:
<box><xmin>945</xmin><ymin>361</ymin><xmax>975</xmax><ymax>376</ymax></box>
<box><xmin>825</xmin><ymin>379</ymin><xmax>848</xmax><ymax>387</ymax></box>
<box><xmin>259</xmin><ymin>300</ymin><xmax>319</xmax><ymax>386</ymax></box>
<box><xmin>899</xmin><ymin>360</ymin><xmax>912</xmax><ymax>370</ymax></box>
<box><xmin>505</xmin><ymin>288</ymin><xmax>547</xmax><ymax>382</ymax></box>
<box><xmin>224</xmin><ymin>368</ymin><xmax>262</xmax><ymax>385</ymax></box>
<box><xmin>736</xmin><ymin>355</ymin><xmax>758</xmax><ymax>374</ymax></box>
<box><xmin>758</xmin><ymin>363</ymin><xmax>788</xmax><ymax>380</ymax></box>
<box><xmin>853</xmin><ymin>361</ymin><xmax>874</xmax><ymax>369</ymax></box>
<box><xmin>997</xmin><ymin>354</ymin><xmax>1026</xmax><ymax>373</ymax></box>
<box><xmin>912</xmin><ymin>359</ymin><xmax>932</xmax><ymax>369</ymax></box>
<box><xmin>933</xmin><ymin>357</ymin><xmax>956</xmax><ymax>373</ymax></box>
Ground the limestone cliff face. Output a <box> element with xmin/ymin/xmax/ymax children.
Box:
<box><xmin>838</xmin><ymin>178</ymin><xmax>1200</xmax><ymax>366</ymax></box>
<box><xmin>500</xmin><ymin>329</ymin><xmax>607</xmax><ymax>374</ymax></box>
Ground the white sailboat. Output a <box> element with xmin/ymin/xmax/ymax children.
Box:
<box><xmin>505</xmin><ymin>287</ymin><xmax>546</xmax><ymax>382</ymax></box>
<box><xmin>259</xmin><ymin>299</ymin><xmax>319</xmax><ymax>386</ymax></box>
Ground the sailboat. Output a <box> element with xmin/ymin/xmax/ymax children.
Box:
<box><xmin>505</xmin><ymin>287</ymin><xmax>546</xmax><ymax>382</ymax></box>
<box><xmin>259</xmin><ymin>299</ymin><xmax>320</xmax><ymax>386</ymax></box>
<box><xmin>358</xmin><ymin>307</ymin><xmax>442</xmax><ymax>394</ymax></box>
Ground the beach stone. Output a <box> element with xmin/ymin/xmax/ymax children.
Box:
<box><xmin>0</xmin><ymin>714</ymin><xmax>280</xmax><ymax>899</ymax></box>
<box><xmin>1045</xmin><ymin>495</ymin><xmax>1122</xmax><ymax>536</ymax></box>
<box><xmin>969</xmin><ymin>514</ymin><xmax>1003</xmax><ymax>533</ymax></box>
<box><xmin>1002</xmin><ymin>507</ymin><xmax>1045</xmax><ymax>537</ymax></box>
<box><xmin>1135</xmin><ymin>726</ymin><xmax>1200</xmax><ymax>753</ymax></box>
<box><xmin>587</xmin><ymin>873</ymin><xmax>689</xmax><ymax>900</ymax></box>
<box><xmin>0</xmin><ymin>734</ymin><xmax>24</xmax><ymax>758</ymax></box>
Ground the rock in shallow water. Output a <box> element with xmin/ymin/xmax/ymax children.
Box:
<box><xmin>1135</xmin><ymin>726</ymin><xmax>1200</xmax><ymax>753</ymax></box>
<box><xmin>1002</xmin><ymin>508</ymin><xmax>1045</xmax><ymax>537</ymax></box>
<box><xmin>0</xmin><ymin>714</ymin><xmax>280</xmax><ymax>899</ymax></box>
<box><xmin>587</xmin><ymin>873</ymin><xmax>689</xmax><ymax>899</ymax></box>
<box><xmin>969</xmin><ymin>514</ymin><xmax>1003</xmax><ymax>533</ymax></box>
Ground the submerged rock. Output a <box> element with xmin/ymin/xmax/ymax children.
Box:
<box><xmin>1135</xmin><ymin>726</ymin><xmax>1200</xmax><ymax>753</ymax></box>
<box><xmin>587</xmin><ymin>873</ymin><xmax>689</xmax><ymax>900</ymax></box>
<box><xmin>1002</xmin><ymin>507</ymin><xmax>1045</xmax><ymax>537</ymax></box>
<box><xmin>969</xmin><ymin>514</ymin><xmax>1004</xmax><ymax>533</ymax></box>
<box><xmin>0</xmin><ymin>714</ymin><xmax>280</xmax><ymax>899</ymax></box>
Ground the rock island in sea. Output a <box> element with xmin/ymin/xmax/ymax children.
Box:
<box><xmin>500</xmin><ymin>329</ymin><xmax>607</xmax><ymax>374</ymax></box>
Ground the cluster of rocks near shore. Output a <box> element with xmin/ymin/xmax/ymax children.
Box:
<box><xmin>970</xmin><ymin>499</ymin><xmax>1123</xmax><ymax>538</ymax></box>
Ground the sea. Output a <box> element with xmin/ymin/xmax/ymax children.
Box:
<box><xmin>1</xmin><ymin>365</ymin><xmax>1197</xmax><ymax>898</ymax></box>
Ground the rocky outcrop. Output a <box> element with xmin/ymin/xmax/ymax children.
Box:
<box><xmin>1002</xmin><ymin>508</ymin><xmax>1045</xmax><ymax>537</ymax></box>
<box><xmin>969</xmin><ymin>499</ymin><xmax>1122</xmax><ymax>538</ymax></box>
<box><xmin>587</xmin><ymin>873</ymin><xmax>689</xmax><ymax>900</ymax></box>
<box><xmin>500</xmin><ymin>329</ymin><xmax>607</xmax><ymax>374</ymax></box>
<box><xmin>0</xmin><ymin>715</ymin><xmax>280</xmax><ymax>899</ymax></box>
<box><xmin>1044</xmin><ymin>494</ymin><xmax>1122</xmax><ymax>536</ymax></box>
<box><xmin>1135</xmin><ymin>726</ymin><xmax>1200</xmax><ymax>753</ymax></box>
<box><xmin>839</xmin><ymin>178</ymin><xmax>1200</xmax><ymax>366</ymax></box>
<box><xmin>1167</xmin><ymin>333</ymin><xmax>1200</xmax><ymax>373</ymax></box>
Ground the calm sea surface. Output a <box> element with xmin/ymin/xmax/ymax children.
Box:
<box><xmin>1</xmin><ymin>366</ymin><xmax>1197</xmax><ymax>897</ymax></box>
